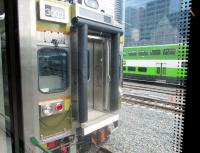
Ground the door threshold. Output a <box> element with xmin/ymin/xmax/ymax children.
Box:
<box><xmin>81</xmin><ymin>111</ymin><xmax>119</xmax><ymax>136</ymax></box>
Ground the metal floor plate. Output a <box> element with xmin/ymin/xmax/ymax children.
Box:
<box><xmin>81</xmin><ymin>110</ymin><xmax>119</xmax><ymax>136</ymax></box>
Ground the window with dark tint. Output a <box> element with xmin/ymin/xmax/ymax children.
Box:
<box><xmin>181</xmin><ymin>61</ymin><xmax>187</xmax><ymax>68</ymax></box>
<box><xmin>128</xmin><ymin>51</ymin><xmax>137</xmax><ymax>56</ymax></box>
<box><xmin>138</xmin><ymin>51</ymin><xmax>148</xmax><ymax>56</ymax></box>
<box><xmin>138</xmin><ymin>67</ymin><xmax>147</xmax><ymax>72</ymax></box>
<box><xmin>150</xmin><ymin>50</ymin><xmax>161</xmax><ymax>55</ymax></box>
<box><xmin>123</xmin><ymin>67</ymin><xmax>126</xmax><ymax>71</ymax></box>
<box><xmin>128</xmin><ymin>67</ymin><xmax>136</xmax><ymax>72</ymax></box>
<box><xmin>163</xmin><ymin>49</ymin><xmax>176</xmax><ymax>55</ymax></box>
<box><xmin>38</xmin><ymin>47</ymin><xmax>69</xmax><ymax>93</ymax></box>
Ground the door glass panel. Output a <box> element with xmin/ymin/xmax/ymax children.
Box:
<box><xmin>156</xmin><ymin>67</ymin><xmax>161</xmax><ymax>74</ymax></box>
<box><xmin>0</xmin><ymin>0</ymin><xmax>13</xmax><ymax>152</ymax></box>
<box><xmin>38</xmin><ymin>47</ymin><xmax>69</xmax><ymax>93</ymax></box>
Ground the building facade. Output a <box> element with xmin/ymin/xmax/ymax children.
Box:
<box><xmin>124</xmin><ymin>0</ymin><xmax>182</xmax><ymax>46</ymax></box>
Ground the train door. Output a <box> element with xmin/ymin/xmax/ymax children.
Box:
<box><xmin>88</xmin><ymin>36</ymin><xmax>110</xmax><ymax>114</ymax></box>
<box><xmin>156</xmin><ymin>62</ymin><xmax>167</xmax><ymax>83</ymax></box>
<box><xmin>161</xmin><ymin>63</ymin><xmax>167</xmax><ymax>80</ymax></box>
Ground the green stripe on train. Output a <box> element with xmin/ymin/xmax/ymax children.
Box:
<box><xmin>123</xmin><ymin>44</ymin><xmax>187</xmax><ymax>60</ymax></box>
<box><xmin>123</xmin><ymin>67</ymin><xmax>187</xmax><ymax>77</ymax></box>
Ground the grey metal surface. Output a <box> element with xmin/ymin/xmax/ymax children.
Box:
<box><xmin>17</xmin><ymin>0</ymin><xmax>72</xmax><ymax>152</ymax></box>
<box><xmin>18</xmin><ymin>0</ymin><xmax>40</xmax><ymax>152</ymax></box>
<box><xmin>104</xmin><ymin>39</ymin><xmax>111</xmax><ymax>111</ymax></box>
<box><xmin>88</xmin><ymin>39</ymin><xmax>93</xmax><ymax>110</ymax></box>
<box><xmin>0</xmin><ymin>27</ymin><xmax>7</xmax><ymax>153</ymax></box>
<box><xmin>72</xmin><ymin>1</ymin><xmax>123</xmax><ymax>28</ymax></box>
<box><xmin>88</xmin><ymin>36</ymin><xmax>111</xmax><ymax>112</ymax></box>
<box><xmin>71</xmin><ymin>17</ymin><xmax>123</xmax><ymax>34</ymax></box>
<box><xmin>71</xmin><ymin>9</ymin><xmax>122</xmax><ymax>123</ymax></box>
<box><xmin>93</xmin><ymin>39</ymin><xmax>104</xmax><ymax>110</ymax></box>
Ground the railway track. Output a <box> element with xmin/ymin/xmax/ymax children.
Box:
<box><xmin>122</xmin><ymin>82</ymin><xmax>185</xmax><ymax>114</ymax></box>
<box><xmin>123</xmin><ymin>78</ymin><xmax>185</xmax><ymax>88</ymax></box>
<box><xmin>122</xmin><ymin>94</ymin><xmax>184</xmax><ymax>114</ymax></box>
<box><xmin>123</xmin><ymin>81</ymin><xmax>185</xmax><ymax>95</ymax></box>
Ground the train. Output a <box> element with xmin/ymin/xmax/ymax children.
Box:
<box><xmin>0</xmin><ymin>0</ymin><xmax>123</xmax><ymax>153</ymax></box>
<box><xmin>123</xmin><ymin>44</ymin><xmax>187</xmax><ymax>85</ymax></box>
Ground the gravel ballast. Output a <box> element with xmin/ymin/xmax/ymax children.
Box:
<box><xmin>104</xmin><ymin>103</ymin><xmax>175</xmax><ymax>153</ymax></box>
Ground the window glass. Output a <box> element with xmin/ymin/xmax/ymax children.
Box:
<box><xmin>128</xmin><ymin>51</ymin><xmax>137</xmax><ymax>56</ymax></box>
<box><xmin>84</xmin><ymin>0</ymin><xmax>99</xmax><ymax>9</ymax></box>
<box><xmin>38</xmin><ymin>47</ymin><xmax>69</xmax><ymax>93</ymax></box>
<box><xmin>0</xmin><ymin>0</ymin><xmax>13</xmax><ymax>152</ymax></box>
<box><xmin>181</xmin><ymin>61</ymin><xmax>187</xmax><ymax>68</ymax></box>
<box><xmin>128</xmin><ymin>67</ymin><xmax>136</xmax><ymax>71</ymax></box>
<box><xmin>138</xmin><ymin>51</ymin><xmax>148</xmax><ymax>56</ymax></box>
<box><xmin>138</xmin><ymin>67</ymin><xmax>147</xmax><ymax>72</ymax></box>
<box><xmin>150</xmin><ymin>49</ymin><xmax>161</xmax><ymax>55</ymax></box>
<box><xmin>123</xmin><ymin>66</ymin><xmax>126</xmax><ymax>71</ymax></box>
<box><xmin>123</xmin><ymin>52</ymin><xmax>127</xmax><ymax>56</ymax></box>
<box><xmin>122</xmin><ymin>0</ymin><xmax>191</xmax><ymax>153</ymax></box>
<box><xmin>163</xmin><ymin>49</ymin><xmax>176</xmax><ymax>55</ymax></box>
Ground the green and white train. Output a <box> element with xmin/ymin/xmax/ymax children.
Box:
<box><xmin>123</xmin><ymin>44</ymin><xmax>187</xmax><ymax>85</ymax></box>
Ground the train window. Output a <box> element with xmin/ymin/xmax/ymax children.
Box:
<box><xmin>150</xmin><ymin>50</ymin><xmax>161</xmax><ymax>55</ymax></box>
<box><xmin>138</xmin><ymin>51</ymin><xmax>148</xmax><ymax>56</ymax></box>
<box><xmin>128</xmin><ymin>67</ymin><xmax>136</xmax><ymax>72</ymax></box>
<box><xmin>163</xmin><ymin>49</ymin><xmax>176</xmax><ymax>55</ymax></box>
<box><xmin>128</xmin><ymin>51</ymin><xmax>137</xmax><ymax>56</ymax></box>
<box><xmin>84</xmin><ymin>0</ymin><xmax>99</xmax><ymax>9</ymax></box>
<box><xmin>138</xmin><ymin>67</ymin><xmax>147</xmax><ymax>72</ymax></box>
<box><xmin>181</xmin><ymin>61</ymin><xmax>187</xmax><ymax>68</ymax></box>
<box><xmin>123</xmin><ymin>52</ymin><xmax>127</xmax><ymax>56</ymax></box>
<box><xmin>123</xmin><ymin>66</ymin><xmax>126</xmax><ymax>71</ymax></box>
<box><xmin>38</xmin><ymin>47</ymin><xmax>69</xmax><ymax>93</ymax></box>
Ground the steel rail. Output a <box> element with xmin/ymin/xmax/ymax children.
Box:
<box><xmin>122</xmin><ymin>94</ymin><xmax>184</xmax><ymax>114</ymax></box>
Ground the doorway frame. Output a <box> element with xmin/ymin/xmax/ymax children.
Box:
<box><xmin>3</xmin><ymin>0</ymin><xmax>24</xmax><ymax>152</ymax></box>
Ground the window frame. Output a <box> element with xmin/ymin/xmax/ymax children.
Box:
<box><xmin>128</xmin><ymin>66</ymin><xmax>136</xmax><ymax>72</ymax></box>
<box><xmin>37</xmin><ymin>47</ymin><xmax>69</xmax><ymax>94</ymax></box>
<box><xmin>163</xmin><ymin>48</ymin><xmax>176</xmax><ymax>55</ymax></box>
<box><xmin>150</xmin><ymin>49</ymin><xmax>161</xmax><ymax>55</ymax></box>
<box><xmin>138</xmin><ymin>67</ymin><xmax>147</xmax><ymax>72</ymax></box>
<box><xmin>128</xmin><ymin>51</ymin><xmax>137</xmax><ymax>56</ymax></box>
<box><xmin>138</xmin><ymin>50</ymin><xmax>148</xmax><ymax>56</ymax></box>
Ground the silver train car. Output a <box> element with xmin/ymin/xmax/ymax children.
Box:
<box><xmin>4</xmin><ymin>0</ymin><xmax>124</xmax><ymax>152</ymax></box>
